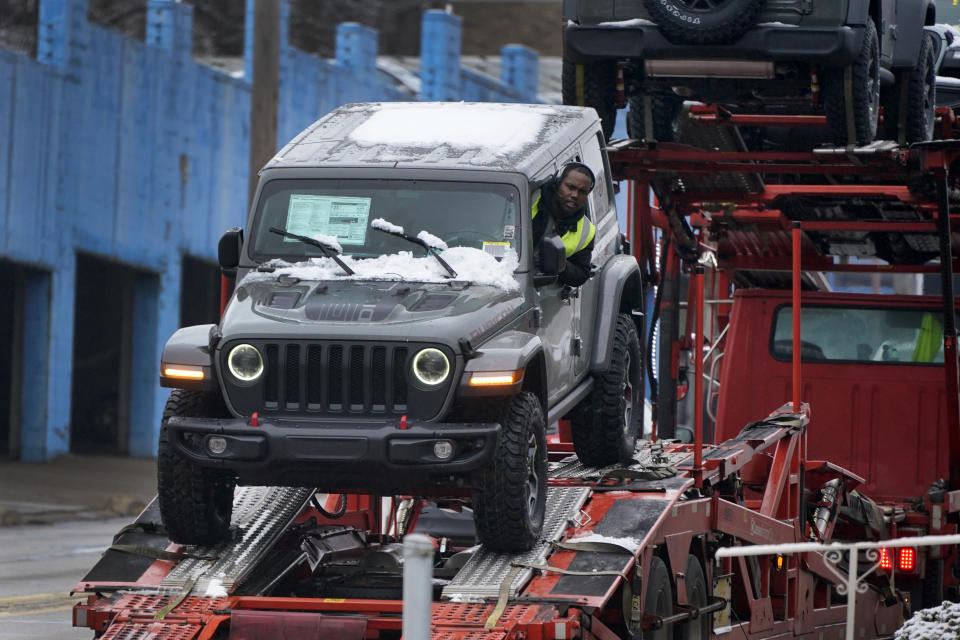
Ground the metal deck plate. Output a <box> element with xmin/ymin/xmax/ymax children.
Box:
<box><xmin>159</xmin><ymin>486</ymin><xmax>314</xmax><ymax>595</ymax></box>
<box><xmin>550</xmin><ymin>441</ymin><xmax>691</xmax><ymax>480</ymax></box>
<box><xmin>441</xmin><ymin>486</ymin><xmax>590</xmax><ymax>601</ymax></box>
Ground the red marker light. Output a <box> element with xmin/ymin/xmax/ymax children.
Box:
<box><xmin>899</xmin><ymin>548</ymin><xmax>915</xmax><ymax>572</ymax></box>
<box><xmin>880</xmin><ymin>548</ymin><xmax>892</xmax><ymax>570</ymax></box>
<box><xmin>250</xmin><ymin>411</ymin><xmax>259</xmax><ymax>427</ymax></box>
<box><xmin>400</xmin><ymin>415</ymin><xmax>408</xmax><ymax>430</ymax></box>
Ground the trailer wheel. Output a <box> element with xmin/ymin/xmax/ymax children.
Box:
<box><xmin>675</xmin><ymin>555</ymin><xmax>710</xmax><ymax>639</ymax></box>
<box><xmin>627</xmin><ymin>96</ymin><xmax>683</xmax><ymax>142</ymax></box>
<box><xmin>641</xmin><ymin>556</ymin><xmax>675</xmax><ymax>639</ymax></box>
<box><xmin>562</xmin><ymin>56</ymin><xmax>617</xmax><ymax>141</ymax></box>
<box><xmin>157</xmin><ymin>390</ymin><xmax>236</xmax><ymax>546</ymax></box>
<box><xmin>821</xmin><ymin>19</ymin><xmax>880</xmax><ymax>146</ymax></box>
<box><xmin>643</xmin><ymin>0</ymin><xmax>765</xmax><ymax>45</ymax></box>
<box><xmin>881</xmin><ymin>33</ymin><xmax>936</xmax><ymax>144</ymax></box>
<box><xmin>571</xmin><ymin>313</ymin><xmax>641</xmax><ymax>467</ymax></box>
<box><xmin>472</xmin><ymin>391</ymin><xmax>548</xmax><ymax>552</ymax></box>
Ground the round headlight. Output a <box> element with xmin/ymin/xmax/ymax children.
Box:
<box><xmin>412</xmin><ymin>348</ymin><xmax>450</xmax><ymax>386</ymax></box>
<box><xmin>228</xmin><ymin>344</ymin><xmax>264</xmax><ymax>382</ymax></box>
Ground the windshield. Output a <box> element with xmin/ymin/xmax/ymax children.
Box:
<box><xmin>250</xmin><ymin>179</ymin><xmax>520</xmax><ymax>262</ymax></box>
<box><xmin>771</xmin><ymin>305</ymin><xmax>954</xmax><ymax>364</ymax></box>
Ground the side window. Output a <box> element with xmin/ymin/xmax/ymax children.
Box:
<box><xmin>581</xmin><ymin>132</ymin><xmax>614</xmax><ymax>222</ymax></box>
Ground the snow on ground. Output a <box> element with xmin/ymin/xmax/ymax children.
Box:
<box><xmin>896</xmin><ymin>602</ymin><xmax>960</xmax><ymax>639</ymax></box>
<box><xmin>242</xmin><ymin>247</ymin><xmax>520</xmax><ymax>291</ymax></box>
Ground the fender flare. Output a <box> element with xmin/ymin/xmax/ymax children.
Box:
<box><xmin>890</xmin><ymin>0</ymin><xmax>936</xmax><ymax>69</ymax></box>
<box><xmin>461</xmin><ymin>330</ymin><xmax>547</xmax><ymax>409</ymax></box>
<box><xmin>160</xmin><ymin>324</ymin><xmax>218</xmax><ymax>391</ymax></box>
<box><xmin>590</xmin><ymin>255</ymin><xmax>644</xmax><ymax>373</ymax></box>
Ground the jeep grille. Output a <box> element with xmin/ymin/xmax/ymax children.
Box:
<box><xmin>263</xmin><ymin>342</ymin><xmax>408</xmax><ymax>414</ymax></box>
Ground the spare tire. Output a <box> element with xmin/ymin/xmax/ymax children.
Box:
<box><xmin>643</xmin><ymin>0</ymin><xmax>766</xmax><ymax>45</ymax></box>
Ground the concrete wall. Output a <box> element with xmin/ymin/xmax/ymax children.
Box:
<box><xmin>0</xmin><ymin>0</ymin><xmax>539</xmax><ymax>461</ymax></box>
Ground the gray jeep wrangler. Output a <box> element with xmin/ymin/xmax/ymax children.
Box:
<box><xmin>156</xmin><ymin>102</ymin><xmax>645</xmax><ymax>552</ymax></box>
<box><xmin>563</xmin><ymin>0</ymin><xmax>938</xmax><ymax>146</ymax></box>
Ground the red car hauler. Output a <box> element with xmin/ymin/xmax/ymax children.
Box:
<box><xmin>73</xmin><ymin>106</ymin><xmax>960</xmax><ymax>639</ymax></box>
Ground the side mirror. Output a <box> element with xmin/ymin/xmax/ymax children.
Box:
<box><xmin>534</xmin><ymin>236</ymin><xmax>566</xmax><ymax>287</ymax></box>
<box><xmin>218</xmin><ymin>227</ymin><xmax>244</xmax><ymax>274</ymax></box>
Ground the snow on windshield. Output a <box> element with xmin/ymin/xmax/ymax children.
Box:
<box><xmin>242</xmin><ymin>247</ymin><xmax>520</xmax><ymax>291</ymax></box>
<box><xmin>348</xmin><ymin>103</ymin><xmax>549</xmax><ymax>156</ymax></box>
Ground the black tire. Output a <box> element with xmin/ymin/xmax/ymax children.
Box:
<box><xmin>643</xmin><ymin>0</ymin><xmax>765</xmax><ymax>45</ymax></box>
<box><xmin>571</xmin><ymin>313</ymin><xmax>642</xmax><ymax>466</ymax></box>
<box><xmin>822</xmin><ymin>19</ymin><xmax>880</xmax><ymax>146</ymax></box>
<box><xmin>641</xmin><ymin>556</ymin><xmax>675</xmax><ymax>639</ymax></box>
<box><xmin>563</xmin><ymin>55</ymin><xmax>617</xmax><ymax>141</ymax></box>
<box><xmin>472</xmin><ymin>392</ymin><xmax>548</xmax><ymax>552</ymax></box>
<box><xmin>157</xmin><ymin>389</ymin><xmax>236</xmax><ymax>546</ymax></box>
<box><xmin>675</xmin><ymin>555</ymin><xmax>710</xmax><ymax>640</ymax></box>
<box><xmin>627</xmin><ymin>96</ymin><xmax>683</xmax><ymax>142</ymax></box>
<box><xmin>882</xmin><ymin>33</ymin><xmax>936</xmax><ymax>144</ymax></box>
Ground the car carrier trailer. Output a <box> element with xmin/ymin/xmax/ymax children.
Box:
<box><xmin>72</xmin><ymin>106</ymin><xmax>960</xmax><ymax>639</ymax></box>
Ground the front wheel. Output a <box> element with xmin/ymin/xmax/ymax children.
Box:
<box><xmin>157</xmin><ymin>389</ymin><xmax>236</xmax><ymax>546</ymax></box>
<box><xmin>571</xmin><ymin>313</ymin><xmax>642</xmax><ymax>466</ymax></box>
<box><xmin>472</xmin><ymin>392</ymin><xmax>548</xmax><ymax>552</ymax></box>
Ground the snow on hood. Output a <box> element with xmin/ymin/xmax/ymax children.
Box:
<box><xmin>241</xmin><ymin>247</ymin><xmax>520</xmax><ymax>291</ymax></box>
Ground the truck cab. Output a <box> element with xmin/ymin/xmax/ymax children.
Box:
<box><xmin>715</xmin><ymin>288</ymin><xmax>955</xmax><ymax>503</ymax></box>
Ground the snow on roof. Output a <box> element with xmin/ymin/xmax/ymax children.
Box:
<box><xmin>266</xmin><ymin>101</ymin><xmax>595</xmax><ymax>175</ymax></box>
<box><xmin>348</xmin><ymin>102</ymin><xmax>547</xmax><ymax>154</ymax></box>
<box><xmin>241</xmin><ymin>246</ymin><xmax>519</xmax><ymax>291</ymax></box>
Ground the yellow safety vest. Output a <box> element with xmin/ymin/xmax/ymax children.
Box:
<box><xmin>531</xmin><ymin>194</ymin><xmax>596</xmax><ymax>257</ymax></box>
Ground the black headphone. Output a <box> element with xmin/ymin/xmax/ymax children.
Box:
<box><xmin>555</xmin><ymin>162</ymin><xmax>596</xmax><ymax>191</ymax></box>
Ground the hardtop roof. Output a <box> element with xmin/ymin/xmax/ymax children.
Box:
<box><xmin>264</xmin><ymin>102</ymin><xmax>598</xmax><ymax>177</ymax></box>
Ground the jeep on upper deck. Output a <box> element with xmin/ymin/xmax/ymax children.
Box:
<box><xmin>155</xmin><ymin>102</ymin><xmax>645</xmax><ymax>552</ymax></box>
<box><xmin>563</xmin><ymin>0</ymin><xmax>938</xmax><ymax>146</ymax></box>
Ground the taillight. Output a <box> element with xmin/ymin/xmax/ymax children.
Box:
<box><xmin>880</xmin><ymin>548</ymin><xmax>893</xmax><ymax>570</ymax></box>
<box><xmin>879</xmin><ymin>547</ymin><xmax>917</xmax><ymax>572</ymax></box>
<box><xmin>899</xmin><ymin>548</ymin><xmax>916</xmax><ymax>572</ymax></box>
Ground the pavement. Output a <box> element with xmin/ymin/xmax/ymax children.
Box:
<box><xmin>0</xmin><ymin>454</ymin><xmax>158</xmax><ymax>526</ymax></box>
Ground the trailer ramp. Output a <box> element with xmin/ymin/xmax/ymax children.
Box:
<box><xmin>159</xmin><ymin>486</ymin><xmax>314</xmax><ymax>595</ymax></box>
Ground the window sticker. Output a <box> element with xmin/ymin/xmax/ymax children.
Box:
<box><xmin>483</xmin><ymin>242</ymin><xmax>510</xmax><ymax>258</ymax></box>
<box><xmin>286</xmin><ymin>195</ymin><xmax>372</xmax><ymax>245</ymax></box>
<box><xmin>502</xmin><ymin>225</ymin><xmax>515</xmax><ymax>240</ymax></box>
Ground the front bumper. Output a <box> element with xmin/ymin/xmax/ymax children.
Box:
<box><xmin>564</xmin><ymin>23</ymin><xmax>865</xmax><ymax>66</ymax></box>
<box><xmin>165</xmin><ymin>415</ymin><xmax>499</xmax><ymax>491</ymax></box>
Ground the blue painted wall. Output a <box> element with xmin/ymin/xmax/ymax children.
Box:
<box><xmin>0</xmin><ymin>0</ymin><xmax>539</xmax><ymax>461</ymax></box>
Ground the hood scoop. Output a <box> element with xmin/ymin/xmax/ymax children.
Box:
<box><xmin>411</xmin><ymin>293</ymin><xmax>457</xmax><ymax>312</ymax></box>
<box><xmin>267</xmin><ymin>291</ymin><xmax>301</xmax><ymax>309</ymax></box>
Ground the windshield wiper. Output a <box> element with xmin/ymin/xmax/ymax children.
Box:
<box><xmin>372</xmin><ymin>224</ymin><xmax>458</xmax><ymax>278</ymax></box>
<box><xmin>268</xmin><ymin>227</ymin><xmax>355</xmax><ymax>276</ymax></box>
